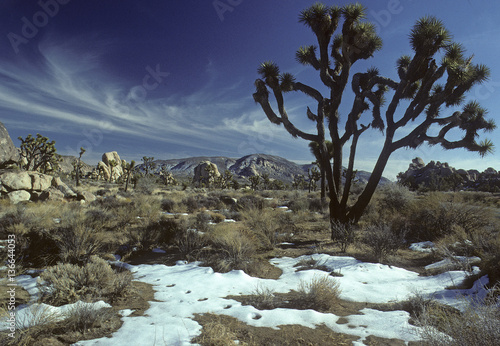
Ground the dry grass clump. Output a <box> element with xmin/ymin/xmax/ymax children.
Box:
<box><xmin>240</xmin><ymin>208</ymin><xmax>293</xmax><ymax>249</ymax></box>
<box><xmin>296</xmin><ymin>274</ymin><xmax>341</xmax><ymax>312</ymax></box>
<box><xmin>294</xmin><ymin>256</ymin><xmax>332</xmax><ymax>273</ymax></box>
<box><xmin>204</xmin><ymin>223</ymin><xmax>257</xmax><ymax>272</ymax></box>
<box><xmin>0</xmin><ymin>304</ymin><xmax>61</xmax><ymax>346</ymax></box>
<box><xmin>63</xmin><ymin>303</ymin><xmax>115</xmax><ymax>334</ymax></box>
<box><xmin>408</xmin><ymin>291</ymin><xmax>500</xmax><ymax>346</ymax></box>
<box><xmin>330</xmin><ymin>220</ymin><xmax>356</xmax><ymax>252</ymax></box>
<box><xmin>191</xmin><ymin>315</ymin><xmax>239</xmax><ymax>346</ymax></box>
<box><xmin>362</xmin><ymin>223</ymin><xmax>406</xmax><ymax>262</ymax></box>
<box><xmin>403</xmin><ymin>193</ymin><xmax>496</xmax><ymax>242</ymax></box>
<box><xmin>39</xmin><ymin>256</ymin><xmax>132</xmax><ymax>306</ymax></box>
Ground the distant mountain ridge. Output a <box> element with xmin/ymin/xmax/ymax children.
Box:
<box><xmin>144</xmin><ymin>153</ymin><xmax>391</xmax><ymax>185</ymax></box>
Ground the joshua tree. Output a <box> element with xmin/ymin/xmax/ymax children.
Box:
<box><xmin>75</xmin><ymin>147</ymin><xmax>86</xmax><ymax>187</ymax></box>
<box><xmin>107</xmin><ymin>159</ymin><xmax>118</xmax><ymax>183</ymax></box>
<box><xmin>215</xmin><ymin>170</ymin><xmax>233</xmax><ymax>189</ymax></box>
<box><xmin>249</xmin><ymin>175</ymin><xmax>260</xmax><ymax>190</ymax></box>
<box><xmin>253</xmin><ymin>3</ymin><xmax>495</xmax><ymax>232</ymax></box>
<box><xmin>308</xmin><ymin>166</ymin><xmax>321</xmax><ymax>192</ymax></box>
<box><xmin>142</xmin><ymin>156</ymin><xmax>156</xmax><ymax>176</ymax></box>
<box><xmin>18</xmin><ymin>133</ymin><xmax>61</xmax><ymax>173</ymax></box>
<box><xmin>123</xmin><ymin>160</ymin><xmax>136</xmax><ymax>192</ymax></box>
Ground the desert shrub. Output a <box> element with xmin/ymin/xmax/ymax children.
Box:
<box><xmin>128</xmin><ymin>216</ymin><xmax>180</xmax><ymax>250</ymax></box>
<box><xmin>241</xmin><ymin>208</ymin><xmax>287</xmax><ymax>249</ymax></box>
<box><xmin>413</xmin><ymin>292</ymin><xmax>500</xmax><ymax>346</ymax></box>
<box><xmin>198</xmin><ymin>194</ymin><xmax>224</xmax><ymax>210</ymax></box>
<box><xmin>63</xmin><ymin>303</ymin><xmax>114</xmax><ymax>334</ymax></box>
<box><xmin>84</xmin><ymin>209</ymin><xmax>114</xmax><ymax>229</ymax></box>
<box><xmin>90</xmin><ymin>195</ymin><xmax>128</xmax><ymax>210</ymax></box>
<box><xmin>206</xmin><ymin>224</ymin><xmax>257</xmax><ymax>272</ymax></box>
<box><xmin>209</xmin><ymin>212</ymin><xmax>226</xmax><ymax>224</ymax></box>
<box><xmin>294</xmin><ymin>256</ymin><xmax>332</xmax><ymax>273</ymax></box>
<box><xmin>331</xmin><ymin>220</ymin><xmax>356</xmax><ymax>253</ymax></box>
<box><xmin>308</xmin><ymin>198</ymin><xmax>327</xmax><ymax>213</ymax></box>
<box><xmin>131</xmin><ymin>194</ymin><xmax>161</xmax><ymax>221</ymax></box>
<box><xmin>406</xmin><ymin>194</ymin><xmax>496</xmax><ymax>241</ymax></box>
<box><xmin>54</xmin><ymin>225</ymin><xmax>104</xmax><ymax>265</ymax></box>
<box><xmin>297</xmin><ymin>275</ymin><xmax>341</xmax><ymax>312</ymax></box>
<box><xmin>0</xmin><ymin>303</ymin><xmax>61</xmax><ymax>346</ymax></box>
<box><xmin>246</xmin><ymin>284</ymin><xmax>278</xmax><ymax>310</ymax></box>
<box><xmin>175</xmin><ymin>227</ymin><xmax>207</xmax><ymax>260</ymax></box>
<box><xmin>183</xmin><ymin>196</ymin><xmax>199</xmax><ymax>213</ymax></box>
<box><xmin>363</xmin><ymin>223</ymin><xmax>406</xmax><ymax>262</ymax></box>
<box><xmin>377</xmin><ymin>183</ymin><xmax>415</xmax><ymax>214</ymax></box>
<box><xmin>160</xmin><ymin>198</ymin><xmax>176</xmax><ymax>212</ymax></box>
<box><xmin>287</xmin><ymin>198</ymin><xmax>309</xmax><ymax>212</ymax></box>
<box><xmin>237</xmin><ymin>195</ymin><xmax>264</xmax><ymax>210</ymax></box>
<box><xmin>39</xmin><ymin>256</ymin><xmax>132</xmax><ymax>305</ymax></box>
<box><xmin>135</xmin><ymin>175</ymin><xmax>159</xmax><ymax>194</ymax></box>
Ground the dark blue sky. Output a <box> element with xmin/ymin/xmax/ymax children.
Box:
<box><xmin>1</xmin><ymin>0</ymin><xmax>499</xmax><ymax>178</ymax></box>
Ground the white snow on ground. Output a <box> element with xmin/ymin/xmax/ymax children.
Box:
<box><xmin>409</xmin><ymin>241</ymin><xmax>435</xmax><ymax>253</ymax></box>
<box><xmin>0</xmin><ymin>300</ymin><xmax>111</xmax><ymax>330</ymax></box>
<box><xmin>62</xmin><ymin>254</ymin><xmax>487</xmax><ymax>346</ymax></box>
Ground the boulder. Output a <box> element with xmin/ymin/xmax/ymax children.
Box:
<box><xmin>193</xmin><ymin>161</ymin><xmax>220</xmax><ymax>186</ymax></box>
<box><xmin>52</xmin><ymin>177</ymin><xmax>77</xmax><ymax>198</ymax></box>
<box><xmin>0</xmin><ymin>121</ymin><xmax>19</xmax><ymax>168</ymax></box>
<box><xmin>39</xmin><ymin>187</ymin><xmax>65</xmax><ymax>202</ymax></box>
<box><xmin>97</xmin><ymin>151</ymin><xmax>124</xmax><ymax>182</ymax></box>
<box><xmin>8</xmin><ymin>190</ymin><xmax>31</xmax><ymax>204</ymax></box>
<box><xmin>0</xmin><ymin>171</ymin><xmax>32</xmax><ymax>191</ymax></box>
<box><xmin>30</xmin><ymin>172</ymin><xmax>53</xmax><ymax>191</ymax></box>
<box><xmin>77</xmin><ymin>190</ymin><xmax>96</xmax><ymax>203</ymax></box>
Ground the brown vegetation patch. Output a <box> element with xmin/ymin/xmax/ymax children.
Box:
<box><xmin>192</xmin><ymin>313</ymin><xmax>358</xmax><ymax>346</ymax></box>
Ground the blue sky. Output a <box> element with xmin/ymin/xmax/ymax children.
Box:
<box><xmin>1</xmin><ymin>0</ymin><xmax>499</xmax><ymax>179</ymax></box>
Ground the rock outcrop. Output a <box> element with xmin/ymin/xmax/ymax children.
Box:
<box><xmin>97</xmin><ymin>151</ymin><xmax>124</xmax><ymax>182</ymax></box>
<box><xmin>192</xmin><ymin>161</ymin><xmax>220</xmax><ymax>186</ymax></box>
<box><xmin>398</xmin><ymin>157</ymin><xmax>500</xmax><ymax>191</ymax></box>
<box><xmin>0</xmin><ymin>121</ymin><xmax>19</xmax><ymax>168</ymax></box>
<box><xmin>0</xmin><ymin>170</ymin><xmax>81</xmax><ymax>203</ymax></box>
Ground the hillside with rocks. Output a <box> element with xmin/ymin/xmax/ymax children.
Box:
<box><xmin>398</xmin><ymin>157</ymin><xmax>500</xmax><ymax>191</ymax></box>
<box><xmin>142</xmin><ymin>153</ymin><xmax>391</xmax><ymax>185</ymax></box>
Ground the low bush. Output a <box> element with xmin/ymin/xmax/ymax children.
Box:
<box><xmin>308</xmin><ymin>198</ymin><xmax>328</xmax><ymax>213</ymax></box>
<box><xmin>39</xmin><ymin>256</ymin><xmax>132</xmax><ymax>306</ymax></box>
<box><xmin>63</xmin><ymin>302</ymin><xmax>114</xmax><ymax>334</ymax></box>
<box><xmin>363</xmin><ymin>223</ymin><xmax>406</xmax><ymax>262</ymax></box>
<box><xmin>297</xmin><ymin>275</ymin><xmax>341</xmax><ymax>312</ymax></box>
<box><xmin>237</xmin><ymin>195</ymin><xmax>264</xmax><ymax>210</ymax></box>
<box><xmin>331</xmin><ymin>220</ymin><xmax>356</xmax><ymax>253</ymax></box>
<box><xmin>206</xmin><ymin>224</ymin><xmax>257</xmax><ymax>272</ymax></box>
<box><xmin>405</xmin><ymin>193</ymin><xmax>496</xmax><ymax>242</ymax></box>
<box><xmin>241</xmin><ymin>208</ymin><xmax>286</xmax><ymax>249</ymax></box>
<box><xmin>411</xmin><ymin>291</ymin><xmax>500</xmax><ymax>346</ymax></box>
<box><xmin>160</xmin><ymin>198</ymin><xmax>176</xmax><ymax>212</ymax></box>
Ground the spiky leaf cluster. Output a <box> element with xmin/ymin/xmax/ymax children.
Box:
<box><xmin>18</xmin><ymin>133</ymin><xmax>61</xmax><ymax>174</ymax></box>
